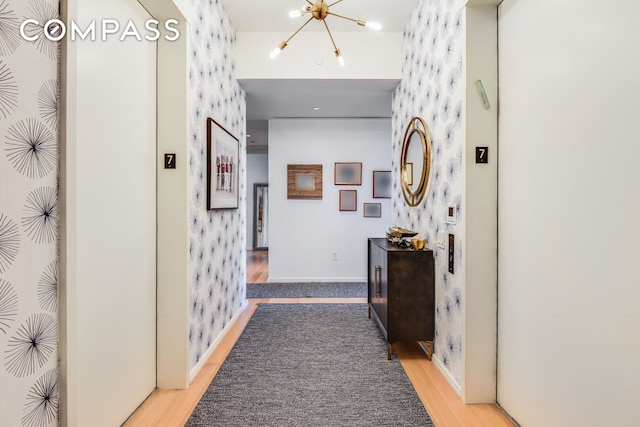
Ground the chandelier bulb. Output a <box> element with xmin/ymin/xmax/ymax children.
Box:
<box><xmin>270</xmin><ymin>48</ymin><xmax>281</xmax><ymax>59</ymax></box>
<box><xmin>366</xmin><ymin>21</ymin><xmax>382</xmax><ymax>30</ymax></box>
<box><xmin>357</xmin><ymin>20</ymin><xmax>382</xmax><ymax>30</ymax></box>
<box><xmin>335</xmin><ymin>49</ymin><xmax>344</xmax><ymax>67</ymax></box>
<box><xmin>270</xmin><ymin>41</ymin><xmax>288</xmax><ymax>59</ymax></box>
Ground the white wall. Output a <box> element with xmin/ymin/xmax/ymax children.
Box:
<box><xmin>247</xmin><ymin>153</ymin><xmax>269</xmax><ymax>250</ymax></box>
<box><xmin>61</xmin><ymin>1</ymin><xmax>157</xmax><ymax>425</ymax></box>
<box><xmin>463</xmin><ymin>4</ymin><xmax>498</xmax><ymax>404</ymax></box>
<box><xmin>236</xmin><ymin>31</ymin><xmax>402</xmax><ymax>80</ymax></box>
<box><xmin>149</xmin><ymin>2</ymin><xmax>189</xmax><ymax>389</ymax></box>
<box><xmin>498</xmin><ymin>1</ymin><xmax>640</xmax><ymax>425</ymax></box>
<box><xmin>269</xmin><ymin>118</ymin><xmax>391</xmax><ymax>282</ymax></box>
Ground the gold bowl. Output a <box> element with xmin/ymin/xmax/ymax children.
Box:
<box><xmin>411</xmin><ymin>237</ymin><xmax>426</xmax><ymax>250</ymax></box>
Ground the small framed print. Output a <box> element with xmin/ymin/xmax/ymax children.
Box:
<box><xmin>334</xmin><ymin>162</ymin><xmax>362</xmax><ymax>185</ymax></box>
<box><xmin>363</xmin><ymin>203</ymin><xmax>382</xmax><ymax>218</ymax></box>
<box><xmin>372</xmin><ymin>170</ymin><xmax>392</xmax><ymax>198</ymax></box>
<box><xmin>206</xmin><ymin>118</ymin><xmax>239</xmax><ymax>209</ymax></box>
<box><xmin>339</xmin><ymin>190</ymin><xmax>357</xmax><ymax>211</ymax></box>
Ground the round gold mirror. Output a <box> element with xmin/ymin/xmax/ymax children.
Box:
<box><xmin>400</xmin><ymin>117</ymin><xmax>431</xmax><ymax>206</ymax></box>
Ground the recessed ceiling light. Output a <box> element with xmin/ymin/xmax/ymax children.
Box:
<box><xmin>312</xmin><ymin>106</ymin><xmax>320</xmax><ymax>111</ymax></box>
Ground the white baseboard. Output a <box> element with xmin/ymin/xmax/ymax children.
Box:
<box><xmin>432</xmin><ymin>354</ymin><xmax>462</xmax><ymax>397</ymax></box>
<box><xmin>265</xmin><ymin>277</ymin><xmax>366</xmax><ymax>283</ymax></box>
<box><xmin>189</xmin><ymin>299</ymin><xmax>249</xmax><ymax>383</ymax></box>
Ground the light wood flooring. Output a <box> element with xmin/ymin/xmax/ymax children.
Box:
<box><xmin>246</xmin><ymin>249</ymin><xmax>268</xmax><ymax>283</ymax></box>
<box><xmin>125</xmin><ymin>253</ymin><xmax>515</xmax><ymax>427</ymax></box>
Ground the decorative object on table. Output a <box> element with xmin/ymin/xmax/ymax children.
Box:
<box><xmin>387</xmin><ymin>226</ymin><xmax>418</xmax><ymax>238</ymax></box>
<box><xmin>400</xmin><ymin>116</ymin><xmax>431</xmax><ymax>206</ymax></box>
<box><xmin>334</xmin><ymin>162</ymin><xmax>362</xmax><ymax>185</ymax></box>
<box><xmin>269</xmin><ymin>0</ymin><xmax>382</xmax><ymax>67</ymax></box>
<box><xmin>363</xmin><ymin>202</ymin><xmax>382</xmax><ymax>218</ymax></box>
<box><xmin>339</xmin><ymin>189</ymin><xmax>357</xmax><ymax>211</ymax></box>
<box><xmin>372</xmin><ymin>170</ymin><xmax>392</xmax><ymax>198</ymax></box>
<box><xmin>411</xmin><ymin>237</ymin><xmax>426</xmax><ymax>250</ymax></box>
<box><xmin>287</xmin><ymin>164</ymin><xmax>323</xmax><ymax>199</ymax></box>
<box><xmin>386</xmin><ymin>226</ymin><xmax>418</xmax><ymax>248</ymax></box>
<box><xmin>206</xmin><ymin>117</ymin><xmax>239</xmax><ymax>209</ymax></box>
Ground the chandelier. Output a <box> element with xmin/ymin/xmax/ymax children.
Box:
<box><xmin>270</xmin><ymin>0</ymin><xmax>382</xmax><ymax>66</ymax></box>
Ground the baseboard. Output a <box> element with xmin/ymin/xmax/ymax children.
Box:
<box><xmin>189</xmin><ymin>299</ymin><xmax>249</xmax><ymax>383</ymax></box>
<box><xmin>266</xmin><ymin>277</ymin><xmax>366</xmax><ymax>283</ymax></box>
<box><xmin>432</xmin><ymin>354</ymin><xmax>462</xmax><ymax>397</ymax></box>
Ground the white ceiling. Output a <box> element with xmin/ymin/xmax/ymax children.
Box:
<box><xmin>219</xmin><ymin>0</ymin><xmax>418</xmax><ymax>151</ymax></box>
<box><xmin>221</xmin><ymin>0</ymin><xmax>418</xmax><ymax>32</ymax></box>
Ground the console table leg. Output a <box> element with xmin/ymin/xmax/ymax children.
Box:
<box><xmin>387</xmin><ymin>343</ymin><xmax>393</xmax><ymax>360</ymax></box>
<box><xmin>419</xmin><ymin>341</ymin><xmax>433</xmax><ymax>361</ymax></box>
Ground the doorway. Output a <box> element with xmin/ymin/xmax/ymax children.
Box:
<box><xmin>248</xmin><ymin>183</ymin><xmax>269</xmax><ymax>283</ymax></box>
<box><xmin>253</xmin><ymin>183</ymin><xmax>269</xmax><ymax>250</ymax></box>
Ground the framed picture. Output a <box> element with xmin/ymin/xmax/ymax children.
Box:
<box><xmin>339</xmin><ymin>190</ymin><xmax>357</xmax><ymax>211</ymax></box>
<box><xmin>372</xmin><ymin>170</ymin><xmax>392</xmax><ymax>198</ymax></box>
<box><xmin>334</xmin><ymin>162</ymin><xmax>362</xmax><ymax>185</ymax></box>
<box><xmin>287</xmin><ymin>164</ymin><xmax>323</xmax><ymax>199</ymax></box>
<box><xmin>363</xmin><ymin>203</ymin><xmax>382</xmax><ymax>218</ymax></box>
<box><xmin>207</xmin><ymin>118</ymin><xmax>239</xmax><ymax>209</ymax></box>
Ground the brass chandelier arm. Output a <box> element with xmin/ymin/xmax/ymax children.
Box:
<box><xmin>326</xmin><ymin>11</ymin><xmax>359</xmax><ymax>24</ymax></box>
<box><xmin>284</xmin><ymin>16</ymin><xmax>315</xmax><ymax>44</ymax></box>
<box><xmin>322</xmin><ymin>19</ymin><xmax>339</xmax><ymax>52</ymax></box>
<box><xmin>328</xmin><ymin>0</ymin><xmax>344</xmax><ymax>7</ymax></box>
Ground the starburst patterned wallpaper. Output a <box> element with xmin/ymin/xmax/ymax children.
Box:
<box><xmin>392</xmin><ymin>0</ymin><xmax>466</xmax><ymax>387</ymax></box>
<box><xmin>1</xmin><ymin>0</ymin><xmax>246</xmax><ymax>422</ymax></box>
<box><xmin>181</xmin><ymin>0</ymin><xmax>247</xmax><ymax>371</ymax></box>
<box><xmin>0</xmin><ymin>0</ymin><xmax>59</xmax><ymax>426</ymax></box>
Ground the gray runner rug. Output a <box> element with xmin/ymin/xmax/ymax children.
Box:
<box><xmin>186</xmin><ymin>304</ymin><xmax>434</xmax><ymax>426</ymax></box>
<box><xmin>246</xmin><ymin>282</ymin><xmax>367</xmax><ymax>298</ymax></box>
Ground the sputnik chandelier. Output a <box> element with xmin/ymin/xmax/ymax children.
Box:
<box><xmin>270</xmin><ymin>0</ymin><xmax>382</xmax><ymax>66</ymax></box>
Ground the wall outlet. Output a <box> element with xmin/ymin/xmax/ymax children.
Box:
<box><xmin>437</xmin><ymin>232</ymin><xmax>445</xmax><ymax>249</ymax></box>
<box><xmin>332</xmin><ymin>252</ymin><xmax>338</xmax><ymax>261</ymax></box>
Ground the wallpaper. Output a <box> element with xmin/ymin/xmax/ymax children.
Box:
<box><xmin>182</xmin><ymin>0</ymin><xmax>247</xmax><ymax>370</ymax></box>
<box><xmin>0</xmin><ymin>0</ymin><xmax>59</xmax><ymax>426</ymax></box>
<box><xmin>392</xmin><ymin>0</ymin><xmax>466</xmax><ymax>386</ymax></box>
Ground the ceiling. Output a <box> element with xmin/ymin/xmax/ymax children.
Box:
<box><xmin>219</xmin><ymin>0</ymin><xmax>419</xmax><ymax>152</ymax></box>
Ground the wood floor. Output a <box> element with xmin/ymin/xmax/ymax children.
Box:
<box><xmin>246</xmin><ymin>249</ymin><xmax>268</xmax><ymax>283</ymax></box>
<box><xmin>125</xmin><ymin>252</ymin><xmax>515</xmax><ymax>427</ymax></box>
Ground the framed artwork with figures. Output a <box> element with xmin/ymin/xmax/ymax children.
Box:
<box><xmin>207</xmin><ymin>117</ymin><xmax>239</xmax><ymax>209</ymax></box>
